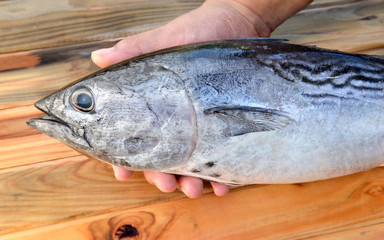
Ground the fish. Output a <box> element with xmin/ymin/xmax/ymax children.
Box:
<box><xmin>27</xmin><ymin>38</ymin><xmax>384</xmax><ymax>185</ymax></box>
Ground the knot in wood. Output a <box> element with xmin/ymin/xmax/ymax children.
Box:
<box><xmin>115</xmin><ymin>224</ymin><xmax>139</xmax><ymax>240</ymax></box>
<box><xmin>366</xmin><ymin>184</ymin><xmax>384</xmax><ymax>197</ymax></box>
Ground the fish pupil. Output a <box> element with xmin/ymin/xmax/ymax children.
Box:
<box><xmin>76</xmin><ymin>93</ymin><xmax>92</xmax><ymax>109</ymax></box>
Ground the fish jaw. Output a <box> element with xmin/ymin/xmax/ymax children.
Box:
<box><xmin>27</xmin><ymin>99</ymin><xmax>92</xmax><ymax>151</ymax></box>
<box><xmin>27</xmin><ymin>116</ymin><xmax>92</xmax><ymax>150</ymax></box>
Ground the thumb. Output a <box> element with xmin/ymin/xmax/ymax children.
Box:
<box><xmin>91</xmin><ymin>27</ymin><xmax>169</xmax><ymax>68</ymax></box>
<box><xmin>91</xmin><ymin>47</ymin><xmax>123</xmax><ymax>68</ymax></box>
<box><xmin>91</xmin><ymin>37</ymin><xmax>142</xmax><ymax>68</ymax></box>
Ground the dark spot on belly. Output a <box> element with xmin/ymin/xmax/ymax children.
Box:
<box><xmin>205</xmin><ymin>161</ymin><xmax>215</xmax><ymax>167</ymax></box>
<box><xmin>191</xmin><ymin>169</ymin><xmax>201</xmax><ymax>173</ymax></box>
<box><xmin>118</xmin><ymin>161</ymin><xmax>132</xmax><ymax>168</ymax></box>
<box><xmin>210</xmin><ymin>173</ymin><xmax>221</xmax><ymax>178</ymax></box>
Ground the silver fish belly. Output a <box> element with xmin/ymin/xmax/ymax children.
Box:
<box><xmin>27</xmin><ymin>39</ymin><xmax>384</xmax><ymax>185</ymax></box>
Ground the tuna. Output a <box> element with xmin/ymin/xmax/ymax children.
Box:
<box><xmin>27</xmin><ymin>39</ymin><xmax>384</xmax><ymax>185</ymax></box>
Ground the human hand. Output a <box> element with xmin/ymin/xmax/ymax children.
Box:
<box><xmin>91</xmin><ymin>0</ymin><xmax>312</xmax><ymax>198</ymax></box>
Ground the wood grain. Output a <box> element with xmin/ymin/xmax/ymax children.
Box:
<box><xmin>1</xmin><ymin>168</ymin><xmax>384</xmax><ymax>240</ymax></box>
<box><xmin>0</xmin><ymin>156</ymin><xmax>193</xmax><ymax>235</ymax></box>
<box><xmin>0</xmin><ymin>41</ymin><xmax>117</xmax><ymax>108</ymax></box>
<box><xmin>273</xmin><ymin>0</ymin><xmax>384</xmax><ymax>55</ymax></box>
<box><xmin>0</xmin><ymin>0</ymin><xmax>203</xmax><ymax>54</ymax></box>
<box><xmin>0</xmin><ymin>0</ymin><xmax>384</xmax><ymax>239</ymax></box>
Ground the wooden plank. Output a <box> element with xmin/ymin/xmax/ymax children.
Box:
<box><xmin>0</xmin><ymin>156</ymin><xmax>194</xmax><ymax>235</ymax></box>
<box><xmin>273</xmin><ymin>0</ymin><xmax>384</xmax><ymax>55</ymax></box>
<box><xmin>0</xmin><ymin>0</ymin><xmax>203</xmax><ymax>54</ymax></box>
<box><xmin>0</xmin><ymin>105</ymin><xmax>82</xmax><ymax>169</ymax></box>
<box><xmin>1</xmin><ymin>167</ymin><xmax>383</xmax><ymax>239</ymax></box>
<box><xmin>0</xmin><ymin>41</ymin><xmax>117</xmax><ymax>108</ymax></box>
<box><xmin>0</xmin><ymin>133</ymin><xmax>78</xmax><ymax>169</ymax></box>
<box><xmin>308</xmin><ymin>223</ymin><xmax>384</xmax><ymax>240</ymax></box>
<box><xmin>0</xmin><ymin>105</ymin><xmax>42</xmax><ymax>138</ymax></box>
<box><xmin>0</xmin><ymin>0</ymin><xmax>383</xmax><ymax>239</ymax></box>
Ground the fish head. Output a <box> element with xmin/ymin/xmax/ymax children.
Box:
<box><xmin>27</xmin><ymin>81</ymin><xmax>99</xmax><ymax>154</ymax></box>
<box><xmin>28</xmin><ymin>65</ymin><xmax>196</xmax><ymax>170</ymax></box>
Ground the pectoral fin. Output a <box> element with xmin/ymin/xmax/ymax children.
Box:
<box><xmin>204</xmin><ymin>106</ymin><xmax>294</xmax><ymax>136</ymax></box>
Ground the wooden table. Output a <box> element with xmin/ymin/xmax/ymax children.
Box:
<box><xmin>1</xmin><ymin>0</ymin><xmax>384</xmax><ymax>239</ymax></box>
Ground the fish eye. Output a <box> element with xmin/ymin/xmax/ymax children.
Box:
<box><xmin>71</xmin><ymin>88</ymin><xmax>94</xmax><ymax>112</ymax></box>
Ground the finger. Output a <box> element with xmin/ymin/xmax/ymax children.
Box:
<box><xmin>143</xmin><ymin>171</ymin><xmax>177</xmax><ymax>193</ymax></box>
<box><xmin>112</xmin><ymin>165</ymin><xmax>134</xmax><ymax>181</ymax></box>
<box><xmin>91</xmin><ymin>28</ymin><xmax>167</xmax><ymax>68</ymax></box>
<box><xmin>91</xmin><ymin>42</ymin><xmax>139</xmax><ymax>68</ymax></box>
<box><xmin>177</xmin><ymin>176</ymin><xmax>204</xmax><ymax>199</ymax></box>
<box><xmin>91</xmin><ymin>47</ymin><xmax>119</xmax><ymax>68</ymax></box>
<box><xmin>210</xmin><ymin>182</ymin><xmax>230</xmax><ymax>196</ymax></box>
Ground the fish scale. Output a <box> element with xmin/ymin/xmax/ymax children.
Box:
<box><xmin>28</xmin><ymin>39</ymin><xmax>384</xmax><ymax>185</ymax></box>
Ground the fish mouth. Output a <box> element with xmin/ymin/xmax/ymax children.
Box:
<box><xmin>37</xmin><ymin>115</ymin><xmax>71</xmax><ymax>127</ymax></box>
<box><xmin>27</xmin><ymin>99</ymin><xmax>72</xmax><ymax>132</ymax></box>
<box><xmin>27</xmin><ymin>99</ymin><xmax>92</xmax><ymax>149</ymax></box>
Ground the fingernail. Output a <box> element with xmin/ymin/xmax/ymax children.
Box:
<box><xmin>155</xmin><ymin>181</ymin><xmax>175</xmax><ymax>193</ymax></box>
<box><xmin>91</xmin><ymin>47</ymin><xmax>114</xmax><ymax>64</ymax></box>
<box><xmin>112</xmin><ymin>165</ymin><xmax>133</xmax><ymax>180</ymax></box>
<box><xmin>154</xmin><ymin>181</ymin><xmax>166</xmax><ymax>192</ymax></box>
<box><xmin>179</xmin><ymin>185</ymin><xmax>185</xmax><ymax>194</ymax></box>
<box><xmin>181</xmin><ymin>186</ymin><xmax>201</xmax><ymax>199</ymax></box>
<box><xmin>92</xmin><ymin>47</ymin><xmax>114</xmax><ymax>56</ymax></box>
